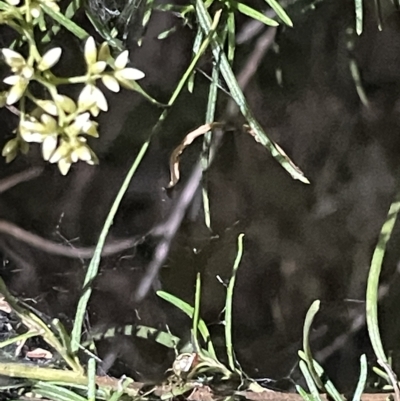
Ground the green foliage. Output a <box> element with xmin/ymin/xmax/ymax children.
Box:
<box><xmin>298</xmin><ymin>188</ymin><xmax>400</xmax><ymax>399</ymax></box>
<box><xmin>2</xmin><ymin>0</ymin><xmax>399</xmax><ymax>400</ymax></box>
<box><xmin>157</xmin><ymin>234</ymin><xmax>245</xmax><ymax>382</ymax></box>
<box><xmin>0</xmin><ymin>0</ymin><xmax>147</xmax><ymax>174</ymax></box>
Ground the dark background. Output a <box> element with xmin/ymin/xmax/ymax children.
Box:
<box><xmin>1</xmin><ymin>0</ymin><xmax>400</xmax><ymax>392</ymax></box>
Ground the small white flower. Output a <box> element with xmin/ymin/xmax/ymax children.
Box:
<box><xmin>112</xmin><ymin>49</ymin><xmax>145</xmax><ymax>84</ymax></box>
<box><xmin>57</xmin><ymin>155</ymin><xmax>72</xmax><ymax>175</ymax></box>
<box><xmin>4</xmin><ymin>76</ymin><xmax>29</xmax><ymax>105</ymax></box>
<box><xmin>64</xmin><ymin>112</ymin><xmax>92</xmax><ymax>137</ymax></box>
<box><xmin>19</xmin><ymin>113</ymin><xmax>58</xmax><ymax>143</ymax></box>
<box><xmin>78</xmin><ymin>84</ymin><xmax>108</xmax><ymax>115</ymax></box>
<box><xmin>2</xmin><ymin>49</ymin><xmax>34</xmax><ymax>104</ymax></box>
<box><xmin>30</xmin><ymin>4</ymin><xmax>41</xmax><ymax>18</ymax></box>
<box><xmin>84</xmin><ymin>36</ymin><xmax>97</xmax><ymax>66</ymax></box>
<box><xmin>37</xmin><ymin>99</ymin><xmax>58</xmax><ymax>116</ymax></box>
<box><xmin>84</xmin><ymin>37</ymin><xmax>107</xmax><ymax>75</ymax></box>
<box><xmin>54</xmin><ymin>94</ymin><xmax>77</xmax><ymax>114</ymax></box>
<box><xmin>49</xmin><ymin>136</ymin><xmax>98</xmax><ymax>175</ymax></box>
<box><xmin>42</xmin><ymin>134</ymin><xmax>58</xmax><ymax>160</ymax></box>
<box><xmin>114</xmin><ymin>50</ymin><xmax>129</xmax><ymax>70</ymax></box>
<box><xmin>98</xmin><ymin>42</ymin><xmax>111</xmax><ymax>62</ymax></box>
<box><xmin>37</xmin><ymin>47</ymin><xmax>62</xmax><ymax>71</ymax></box>
<box><xmin>49</xmin><ymin>140</ymin><xmax>69</xmax><ymax>163</ymax></box>
<box><xmin>2</xmin><ymin>138</ymin><xmax>18</xmax><ymax>163</ymax></box>
<box><xmin>2</xmin><ymin>49</ymin><xmax>26</xmax><ymax>69</ymax></box>
<box><xmin>101</xmin><ymin>74</ymin><xmax>120</xmax><ymax>92</ymax></box>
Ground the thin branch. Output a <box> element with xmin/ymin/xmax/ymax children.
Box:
<box><xmin>0</xmin><ymin>219</ymin><xmax>142</xmax><ymax>258</ymax></box>
<box><xmin>0</xmin><ymin>167</ymin><xmax>44</xmax><ymax>194</ymax></box>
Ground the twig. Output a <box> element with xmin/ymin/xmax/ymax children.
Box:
<box><xmin>0</xmin><ymin>219</ymin><xmax>142</xmax><ymax>258</ymax></box>
<box><xmin>237</xmin><ymin>27</ymin><xmax>277</xmax><ymax>89</ymax></box>
<box><xmin>0</xmin><ymin>167</ymin><xmax>44</xmax><ymax>194</ymax></box>
<box><xmin>135</xmin><ymin>129</ymin><xmax>225</xmax><ymax>301</ymax></box>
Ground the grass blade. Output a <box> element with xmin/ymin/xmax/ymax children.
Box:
<box><xmin>299</xmin><ymin>360</ymin><xmax>322</xmax><ymax>401</ymax></box>
<box><xmin>299</xmin><ymin>350</ymin><xmax>345</xmax><ymax>401</ymax></box>
<box><xmin>225</xmin><ymin>233</ymin><xmax>244</xmax><ymax>371</ymax></box>
<box><xmin>41</xmin><ymin>3</ymin><xmax>88</xmax><ymax>40</ymax></box>
<box><xmin>302</xmin><ymin>300</ymin><xmax>324</xmax><ymax>390</ymax></box>
<box><xmin>192</xmin><ymin>273</ymin><xmax>202</xmax><ymax>352</ymax></box>
<box><xmin>296</xmin><ymin>385</ymin><xmax>314</xmax><ymax>401</ymax></box>
<box><xmin>227</xmin><ymin>11</ymin><xmax>236</xmax><ymax>64</ymax></box>
<box><xmin>264</xmin><ymin>0</ymin><xmax>293</xmax><ymax>27</ymax></box>
<box><xmin>234</xmin><ymin>2</ymin><xmax>279</xmax><ymax>27</ymax></box>
<box><xmin>157</xmin><ymin>290</ymin><xmax>217</xmax><ymax>358</ymax></box>
<box><xmin>87</xmin><ymin>358</ymin><xmax>96</xmax><ymax>401</ymax></box>
<box><xmin>374</xmin><ymin>0</ymin><xmax>382</xmax><ymax>31</ymax></box>
<box><xmin>188</xmin><ymin>27</ymin><xmax>203</xmax><ymax>93</ymax></box>
<box><xmin>70</xmin><ymin>141</ymin><xmax>151</xmax><ymax>353</ymax></box>
<box><xmin>34</xmin><ymin>382</ymin><xmax>87</xmax><ymax>401</ymax></box>
<box><xmin>195</xmin><ymin>0</ymin><xmax>309</xmax><ymax>184</ymax></box>
<box><xmin>202</xmin><ymin>51</ymin><xmax>220</xmax><ymax>229</ymax></box>
<box><xmin>352</xmin><ymin>354</ymin><xmax>367</xmax><ymax>401</ymax></box>
<box><xmin>354</xmin><ymin>0</ymin><xmax>363</xmax><ymax>35</ymax></box>
<box><xmin>366</xmin><ymin>191</ymin><xmax>400</xmax><ymax>362</ymax></box>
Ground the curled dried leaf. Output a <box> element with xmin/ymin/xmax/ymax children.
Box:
<box><xmin>168</xmin><ymin>122</ymin><xmax>224</xmax><ymax>188</ymax></box>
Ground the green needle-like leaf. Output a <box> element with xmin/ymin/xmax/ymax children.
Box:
<box><xmin>354</xmin><ymin>0</ymin><xmax>363</xmax><ymax>35</ymax></box>
<box><xmin>366</xmin><ymin>190</ymin><xmax>400</xmax><ymax>377</ymax></box>
<box><xmin>234</xmin><ymin>2</ymin><xmax>279</xmax><ymax>26</ymax></box>
<box><xmin>352</xmin><ymin>354</ymin><xmax>368</xmax><ymax>401</ymax></box>
<box><xmin>195</xmin><ymin>0</ymin><xmax>309</xmax><ymax>184</ymax></box>
<box><xmin>264</xmin><ymin>0</ymin><xmax>293</xmax><ymax>27</ymax></box>
<box><xmin>41</xmin><ymin>3</ymin><xmax>88</xmax><ymax>40</ymax></box>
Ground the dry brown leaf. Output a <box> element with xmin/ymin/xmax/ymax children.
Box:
<box><xmin>168</xmin><ymin>122</ymin><xmax>224</xmax><ymax>188</ymax></box>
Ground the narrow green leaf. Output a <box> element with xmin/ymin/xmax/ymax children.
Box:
<box><xmin>40</xmin><ymin>3</ymin><xmax>88</xmax><ymax>40</ymax></box>
<box><xmin>263</xmin><ymin>0</ymin><xmax>293</xmax><ymax>27</ymax></box>
<box><xmin>157</xmin><ymin>26</ymin><xmax>177</xmax><ymax>39</ymax></box>
<box><xmin>296</xmin><ymin>385</ymin><xmax>314</xmax><ymax>401</ymax></box>
<box><xmin>136</xmin><ymin>325</ymin><xmax>181</xmax><ymax>348</ymax></box>
<box><xmin>34</xmin><ymin>382</ymin><xmax>87</xmax><ymax>401</ymax></box>
<box><xmin>41</xmin><ymin>0</ymin><xmax>81</xmax><ymax>43</ymax></box>
<box><xmin>366</xmin><ymin>191</ymin><xmax>400</xmax><ymax>364</ymax></box>
<box><xmin>53</xmin><ymin>318</ymin><xmax>72</xmax><ymax>354</ymax></box>
<box><xmin>87</xmin><ymin>358</ymin><xmax>96</xmax><ymax>401</ymax></box>
<box><xmin>352</xmin><ymin>354</ymin><xmax>367</xmax><ymax>401</ymax></box>
<box><xmin>302</xmin><ymin>300</ymin><xmax>324</xmax><ymax>390</ymax></box>
<box><xmin>235</xmin><ymin>2</ymin><xmax>279</xmax><ymax>27</ymax></box>
<box><xmin>299</xmin><ymin>360</ymin><xmax>323</xmax><ymax>401</ymax></box>
<box><xmin>354</xmin><ymin>0</ymin><xmax>363</xmax><ymax>35</ymax></box>
<box><xmin>188</xmin><ymin>27</ymin><xmax>204</xmax><ymax>93</ymax></box>
<box><xmin>225</xmin><ymin>233</ymin><xmax>244</xmax><ymax>371</ymax></box>
<box><xmin>227</xmin><ymin>11</ymin><xmax>236</xmax><ymax>63</ymax></box>
<box><xmin>372</xmin><ymin>366</ymin><xmax>389</xmax><ymax>382</ymax></box>
<box><xmin>374</xmin><ymin>0</ymin><xmax>383</xmax><ymax>31</ymax></box>
<box><xmin>157</xmin><ymin>290</ymin><xmax>217</xmax><ymax>358</ymax></box>
<box><xmin>192</xmin><ymin>273</ymin><xmax>202</xmax><ymax>352</ymax></box>
<box><xmin>120</xmin><ymin>79</ymin><xmax>168</xmax><ymax>107</ymax></box>
<box><xmin>0</xmin><ymin>331</ymin><xmax>38</xmax><ymax>349</ymax></box>
<box><xmin>299</xmin><ymin>351</ymin><xmax>345</xmax><ymax>401</ymax></box>
<box><xmin>349</xmin><ymin>59</ymin><xmax>369</xmax><ymax>107</ymax></box>
<box><xmin>70</xmin><ymin>141</ymin><xmax>151</xmax><ymax>353</ymax></box>
<box><xmin>195</xmin><ymin>0</ymin><xmax>309</xmax><ymax>184</ymax></box>
<box><xmin>84</xmin><ymin>10</ymin><xmax>123</xmax><ymax>51</ymax></box>
<box><xmin>202</xmin><ymin>44</ymin><xmax>220</xmax><ymax>229</ymax></box>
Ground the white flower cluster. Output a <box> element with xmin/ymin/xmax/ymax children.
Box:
<box><xmin>0</xmin><ymin>1</ymin><xmax>145</xmax><ymax>174</ymax></box>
